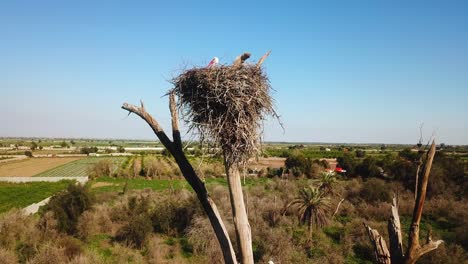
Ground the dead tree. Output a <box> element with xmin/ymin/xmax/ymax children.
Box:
<box><xmin>122</xmin><ymin>94</ymin><xmax>237</xmax><ymax>264</ymax></box>
<box><xmin>170</xmin><ymin>52</ymin><xmax>273</xmax><ymax>264</ymax></box>
<box><xmin>364</xmin><ymin>140</ymin><xmax>443</xmax><ymax>264</ymax></box>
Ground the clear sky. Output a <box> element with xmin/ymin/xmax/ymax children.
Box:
<box><xmin>1</xmin><ymin>0</ymin><xmax>467</xmax><ymax>144</ymax></box>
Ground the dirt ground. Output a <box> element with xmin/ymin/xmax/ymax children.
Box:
<box><xmin>91</xmin><ymin>182</ymin><xmax>116</xmax><ymax>188</ymax></box>
<box><xmin>0</xmin><ymin>157</ymin><xmax>83</xmax><ymax>177</ymax></box>
<box><xmin>248</xmin><ymin>157</ymin><xmax>338</xmax><ymax>171</ymax></box>
<box><xmin>248</xmin><ymin>157</ymin><xmax>286</xmax><ymax>170</ymax></box>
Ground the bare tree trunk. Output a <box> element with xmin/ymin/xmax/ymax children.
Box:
<box><xmin>405</xmin><ymin>141</ymin><xmax>443</xmax><ymax>264</ymax></box>
<box><xmin>308</xmin><ymin>218</ymin><xmax>313</xmax><ymax>243</ymax></box>
<box><xmin>365</xmin><ymin>140</ymin><xmax>443</xmax><ymax>264</ymax></box>
<box><xmin>388</xmin><ymin>196</ymin><xmax>404</xmax><ymax>264</ymax></box>
<box><xmin>122</xmin><ymin>95</ymin><xmax>237</xmax><ymax>264</ymax></box>
<box><xmin>365</xmin><ymin>224</ymin><xmax>391</xmax><ymax>264</ymax></box>
<box><xmin>225</xmin><ymin>162</ymin><xmax>254</xmax><ymax>264</ymax></box>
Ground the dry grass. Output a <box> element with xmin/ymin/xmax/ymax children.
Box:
<box><xmin>0</xmin><ymin>248</ymin><xmax>17</xmax><ymax>264</ymax></box>
<box><xmin>0</xmin><ymin>157</ymin><xmax>82</xmax><ymax>177</ymax></box>
<box><xmin>172</xmin><ymin>64</ymin><xmax>278</xmax><ymax>165</ymax></box>
<box><xmin>247</xmin><ymin>157</ymin><xmax>285</xmax><ymax>170</ymax></box>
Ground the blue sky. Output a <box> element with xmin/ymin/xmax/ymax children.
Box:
<box><xmin>1</xmin><ymin>0</ymin><xmax>467</xmax><ymax>144</ymax></box>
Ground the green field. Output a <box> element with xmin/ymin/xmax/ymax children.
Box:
<box><xmin>0</xmin><ymin>180</ymin><xmax>73</xmax><ymax>213</ymax></box>
<box><xmin>91</xmin><ymin>176</ymin><xmax>271</xmax><ymax>193</ymax></box>
<box><xmin>34</xmin><ymin>157</ymin><xmax>126</xmax><ymax>177</ymax></box>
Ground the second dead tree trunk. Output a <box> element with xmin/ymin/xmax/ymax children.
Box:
<box><xmin>225</xmin><ymin>162</ymin><xmax>254</xmax><ymax>263</ymax></box>
<box><xmin>365</xmin><ymin>140</ymin><xmax>443</xmax><ymax>264</ymax></box>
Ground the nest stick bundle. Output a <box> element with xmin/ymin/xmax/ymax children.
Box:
<box><xmin>171</xmin><ymin>54</ymin><xmax>277</xmax><ymax>165</ymax></box>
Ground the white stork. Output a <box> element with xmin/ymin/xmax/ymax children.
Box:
<box><xmin>206</xmin><ymin>57</ymin><xmax>219</xmax><ymax>68</ymax></box>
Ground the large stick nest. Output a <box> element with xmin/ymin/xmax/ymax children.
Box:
<box><xmin>171</xmin><ymin>63</ymin><xmax>278</xmax><ymax>165</ymax></box>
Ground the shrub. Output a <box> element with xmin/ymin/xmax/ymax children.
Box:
<box><xmin>41</xmin><ymin>184</ymin><xmax>94</xmax><ymax>235</ymax></box>
<box><xmin>115</xmin><ymin>214</ymin><xmax>153</xmax><ymax>249</ymax></box>
<box><xmin>80</xmin><ymin>146</ymin><xmax>98</xmax><ymax>155</ymax></box>
<box><xmin>0</xmin><ymin>209</ymin><xmax>41</xmax><ymax>251</ymax></box>
<box><xmin>150</xmin><ymin>195</ymin><xmax>197</xmax><ymax>236</ymax></box>
<box><xmin>0</xmin><ymin>248</ymin><xmax>17</xmax><ymax>264</ymax></box>
<box><xmin>77</xmin><ymin>205</ymin><xmax>113</xmax><ymax>239</ymax></box>
<box><xmin>360</xmin><ymin>178</ymin><xmax>391</xmax><ymax>203</ymax></box>
<box><xmin>28</xmin><ymin>242</ymin><xmax>68</xmax><ymax>264</ymax></box>
<box><xmin>25</xmin><ymin>150</ymin><xmax>33</xmax><ymax>157</ymax></box>
<box><xmin>337</xmin><ymin>153</ymin><xmax>357</xmax><ymax>175</ymax></box>
<box><xmin>88</xmin><ymin>159</ymin><xmax>113</xmax><ymax>179</ymax></box>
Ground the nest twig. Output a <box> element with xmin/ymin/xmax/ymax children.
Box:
<box><xmin>171</xmin><ymin>57</ymin><xmax>277</xmax><ymax>165</ymax></box>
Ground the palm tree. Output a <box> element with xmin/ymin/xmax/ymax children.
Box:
<box><xmin>319</xmin><ymin>171</ymin><xmax>338</xmax><ymax>196</ymax></box>
<box><xmin>287</xmin><ymin>186</ymin><xmax>331</xmax><ymax>242</ymax></box>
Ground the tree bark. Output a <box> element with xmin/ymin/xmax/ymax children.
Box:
<box><xmin>122</xmin><ymin>95</ymin><xmax>237</xmax><ymax>264</ymax></box>
<box><xmin>365</xmin><ymin>224</ymin><xmax>391</xmax><ymax>264</ymax></box>
<box><xmin>388</xmin><ymin>195</ymin><xmax>404</xmax><ymax>264</ymax></box>
<box><xmin>225</xmin><ymin>162</ymin><xmax>254</xmax><ymax>264</ymax></box>
<box><xmin>405</xmin><ymin>140</ymin><xmax>443</xmax><ymax>264</ymax></box>
<box><xmin>365</xmin><ymin>140</ymin><xmax>443</xmax><ymax>264</ymax></box>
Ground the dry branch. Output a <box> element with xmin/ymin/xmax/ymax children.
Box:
<box><xmin>332</xmin><ymin>198</ymin><xmax>345</xmax><ymax>217</ymax></box>
<box><xmin>365</xmin><ymin>224</ymin><xmax>391</xmax><ymax>264</ymax></box>
<box><xmin>388</xmin><ymin>195</ymin><xmax>404</xmax><ymax>263</ymax></box>
<box><xmin>405</xmin><ymin>140</ymin><xmax>442</xmax><ymax>264</ymax></box>
<box><xmin>256</xmin><ymin>50</ymin><xmax>271</xmax><ymax>68</ymax></box>
<box><xmin>233</xmin><ymin>52</ymin><xmax>251</xmax><ymax>65</ymax></box>
<box><xmin>365</xmin><ymin>140</ymin><xmax>443</xmax><ymax>264</ymax></box>
<box><xmin>122</xmin><ymin>99</ymin><xmax>237</xmax><ymax>264</ymax></box>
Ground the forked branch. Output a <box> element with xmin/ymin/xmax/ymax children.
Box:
<box><xmin>122</xmin><ymin>98</ymin><xmax>237</xmax><ymax>264</ymax></box>
<box><xmin>365</xmin><ymin>140</ymin><xmax>443</xmax><ymax>264</ymax></box>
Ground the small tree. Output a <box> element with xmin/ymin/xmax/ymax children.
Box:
<box><xmin>30</xmin><ymin>142</ymin><xmax>38</xmax><ymax>151</ymax></box>
<box><xmin>286</xmin><ymin>186</ymin><xmax>330</xmax><ymax>242</ymax></box>
<box><xmin>319</xmin><ymin>171</ymin><xmax>338</xmax><ymax>196</ymax></box>
<box><xmin>42</xmin><ymin>183</ymin><xmax>94</xmax><ymax>235</ymax></box>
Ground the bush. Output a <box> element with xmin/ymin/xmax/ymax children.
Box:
<box><xmin>25</xmin><ymin>150</ymin><xmax>33</xmax><ymax>157</ymax></box>
<box><xmin>88</xmin><ymin>159</ymin><xmax>113</xmax><ymax>178</ymax></box>
<box><xmin>115</xmin><ymin>214</ymin><xmax>153</xmax><ymax>249</ymax></box>
<box><xmin>337</xmin><ymin>153</ymin><xmax>357</xmax><ymax>175</ymax></box>
<box><xmin>355</xmin><ymin>156</ymin><xmax>381</xmax><ymax>178</ymax></box>
<box><xmin>150</xmin><ymin>195</ymin><xmax>197</xmax><ymax>236</ymax></box>
<box><xmin>41</xmin><ymin>184</ymin><xmax>94</xmax><ymax>235</ymax></box>
<box><xmin>80</xmin><ymin>146</ymin><xmax>98</xmax><ymax>155</ymax></box>
<box><xmin>360</xmin><ymin>178</ymin><xmax>391</xmax><ymax>203</ymax></box>
<box><xmin>355</xmin><ymin>149</ymin><xmax>366</xmax><ymax>158</ymax></box>
<box><xmin>0</xmin><ymin>248</ymin><xmax>17</xmax><ymax>264</ymax></box>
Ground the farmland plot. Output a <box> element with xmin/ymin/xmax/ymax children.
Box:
<box><xmin>0</xmin><ymin>180</ymin><xmax>73</xmax><ymax>213</ymax></box>
<box><xmin>0</xmin><ymin>157</ymin><xmax>82</xmax><ymax>177</ymax></box>
<box><xmin>35</xmin><ymin>157</ymin><xmax>126</xmax><ymax>177</ymax></box>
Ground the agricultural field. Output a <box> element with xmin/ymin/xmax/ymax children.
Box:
<box><xmin>90</xmin><ymin>176</ymin><xmax>270</xmax><ymax>194</ymax></box>
<box><xmin>0</xmin><ymin>157</ymin><xmax>82</xmax><ymax>177</ymax></box>
<box><xmin>35</xmin><ymin>157</ymin><xmax>126</xmax><ymax>177</ymax></box>
<box><xmin>0</xmin><ymin>180</ymin><xmax>73</xmax><ymax>213</ymax></box>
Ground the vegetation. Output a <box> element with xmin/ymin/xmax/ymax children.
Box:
<box><xmin>0</xmin><ymin>180</ymin><xmax>73</xmax><ymax>213</ymax></box>
<box><xmin>41</xmin><ymin>183</ymin><xmax>95</xmax><ymax>235</ymax></box>
<box><xmin>0</xmin><ymin>139</ymin><xmax>466</xmax><ymax>263</ymax></box>
<box><xmin>286</xmin><ymin>186</ymin><xmax>331</xmax><ymax>242</ymax></box>
<box><xmin>35</xmin><ymin>157</ymin><xmax>125</xmax><ymax>177</ymax></box>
